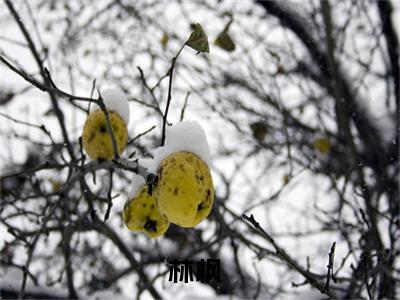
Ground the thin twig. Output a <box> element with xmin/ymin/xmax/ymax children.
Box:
<box><xmin>104</xmin><ymin>169</ymin><xmax>114</xmax><ymax>222</ymax></box>
<box><xmin>128</xmin><ymin>125</ymin><xmax>156</xmax><ymax>145</ymax></box>
<box><xmin>242</xmin><ymin>213</ymin><xmax>336</xmax><ymax>298</ymax></box>
<box><xmin>97</xmin><ymin>91</ymin><xmax>119</xmax><ymax>159</ymax></box>
<box><xmin>161</xmin><ymin>43</ymin><xmax>186</xmax><ymax>146</ymax></box>
<box><xmin>136</xmin><ymin>66</ymin><xmax>163</xmax><ymax>116</ymax></box>
<box><xmin>180</xmin><ymin>91</ymin><xmax>190</xmax><ymax>121</ymax></box>
<box><xmin>324</xmin><ymin>241</ymin><xmax>336</xmax><ymax>292</ymax></box>
<box><xmin>0</xmin><ymin>112</ymin><xmax>54</xmax><ymax>143</ymax></box>
<box><xmin>88</xmin><ymin>79</ymin><xmax>97</xmax><ymax>114</ymax></box>
<box><xmin>5</xmin><ymin>0</ymin><xmax>77</xmax><ymax>163</ymax></box>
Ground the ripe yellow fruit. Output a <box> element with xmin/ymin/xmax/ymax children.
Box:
<box><xmin>50</xmin><ymin>180</ymin><xmax>61</xmax><ymax>192</ymax></box>
<box><xmin>313</xmin><ymin>137</ymin><xmax>331</xmax><ymax>154</ymax></box>
<box><xmin>82</xmin><ymin>110</ymin><xmax>128</xmax><ymax>160</ymax></box>
<box><xmin>160</xmin><ymin>32</ymin><xmax>169</xmax><ymax>49</ymax></box>
<box><xmin>123</xmin><ymin>185</ymin><xmax>170</xmax><ymax>238</ymax></box>
<box><xmin>283</xmin><ymin>174</ymin><xmax>290</xmax><ymax>185</ymax></box>
<box><xmin>155</xmin><ymin>151</ymin><xmax>214</xmax><ymax>228</ymax></box>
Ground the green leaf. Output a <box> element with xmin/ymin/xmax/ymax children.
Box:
<box><xmin>214</xmin><ymin>19</ymin><xmax>235</xmax><ymax>52</ymax></box>
<box><xmin>250</xmin><ymin>122</ymin><xmax>268</xmax><ymax>142</ymax></box>
<box><xmin>215</xmin><ymin>31</ymin><xmax>235</xmax><ymax>52</ymax></box>
<box><xmin>186</xmin><ymin>23</ymin><xmax>209</xmax><ymax>53</ymax></box>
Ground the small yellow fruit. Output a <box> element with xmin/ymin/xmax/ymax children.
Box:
<box><xmin>155</xmin><ymin>151</ymin><xmax>214</xmax><ymax>228</ymax></box>
<box><xmin>160</xmin><ymin>32</ymin><xmax>169</xmax><ymax>49</ymax></box>
<box><xmin>82</xmin><ymin>110</ymin><xmax>128</xmax><ymax>160</ymax></box>
<box><xmin>50</xmin><ymin>180</ymin><xmax>61</xmax><ymax>192</ymax></box>
<box><xmin>123</xmin><ymin>185</ymin><xmax>170</xmax><ymax>238</ymax></box>
<box><xmin>283</xmin><ymin>174</ymin><xmax>290</xmax><ymax>185</ymax></box>
<box><xmin>313</xmin><ymin>137</ymin><xmax>331</xmax><ymax>154</ymax></box>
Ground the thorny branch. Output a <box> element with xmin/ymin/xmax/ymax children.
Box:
<box><xmin>324</xmin><ymin>241</ymin><xmax>336</xmax><ymax>292</ymax></box>
<box><xmin>242</xmin><ymin>213</ymin><xmax>337</xmax><ymax>299</ymax></box>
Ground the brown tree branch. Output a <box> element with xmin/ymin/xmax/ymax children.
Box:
<box><xmin>242</xmin><ymin>213</ymin><xmax>337</xmax><ymax>299</ymax></box>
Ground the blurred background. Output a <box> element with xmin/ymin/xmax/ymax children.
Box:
<box><xmin>0</xmin><ymin>0</ymin><xmax>399</xmax><ymax>299</ymax></box>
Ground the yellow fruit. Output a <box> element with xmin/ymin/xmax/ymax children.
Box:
<box><xmin>313</xmin><ymin>137</ymin><xmax>331</xmax><ymax>154</ymax></box>
<box><xmin>155</xmin><ymin>151</ymin><xmax>214</xmax><ymax>228</ymax></box>
<box><xmin>82</xmin><ymin>110</ymin><xmax>128</xmax><ymax>160</ymax></box>
<box><xmin>123</xmin><ymin>185</ymin><xmax>170</xmax><ymax>238</ymax></box>
<box><xmin>283</xmin><ymin>174</ymin><xmax>290</xmax><ymax>185</ymax></box>
<box><xmin>160</xmin><ymin>32</ymin><xmax>169</xmax><ymax>48</ymax></box>
<box><xmin>50</xmin><ymin>180</ymin><xmax>61</xmax><ymax>192</ymax></box>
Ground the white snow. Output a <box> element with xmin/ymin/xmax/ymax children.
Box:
<box><xmin>128</xmin><ymin>174</ymin><xmax>146</xmax><ymax>199</ymax></box>
<box><xmin>128</xmin><ymin>158</ymin><xmax>154</xmax><ymax>198</ymax></box>
<box><xmin>128</xmin><ymin>122</ymin><xmax>211</xmax><ymax>197</ymax></box>
<box><xmin>90</xmin><ymin>88</ymin><xmax>130</xmax><ymax>125</ymax></box>
<box><xmin>287</xmin><ymin>288</ymin><xmax>323</xmax><ymax>300</ymax></box>
<box><xmin>148</xmin><ymin>121</ymin><xmax>211</xmax><ymax>173</ymax></box>
<box><xmin>87</xmin><ymin>290</ymin><xmax>131</xmax><ymax>300</ymax></box>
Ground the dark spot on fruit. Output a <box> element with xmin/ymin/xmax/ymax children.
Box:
<box><xmin>100</xmin><ymin>125</ymin><xmax>107</xmax><ymax>133</ymax></box>
<box><xmin>144</xmin><ymin>218</ymin><xmax>157</xmax><ymax>232</ymax></box>
<box><xmin>151</xmin><ymin>204</ymin><xmax>155</xmax><ymax>209</ymax></box>
<box><xmin>142</xmin><ymin>203</ymin><xmax>147</xmax><ymax>207</ymax></box>
<box><xmin>206</xmin><ymin>189</ymin><xmax>210</xmax><ymax>201</ymax></box>
<box><xmin>197</xmin><ymin>202</ymin><xmax>204</xmax><ymax>211</ymax></box>
<box><xmin>173</xmin><ymin>187</ymin><xmax>179</xmax><ymax>195</ymax></box>
<box><xmin>200</xmin><ymin>176</ymin><xmax>204</xmax><ymax>181</ymax></box>
<box><xmin>197</xmin><ymin>189</ymin><xmax>211</xmax><ymax>212</ymax></box>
